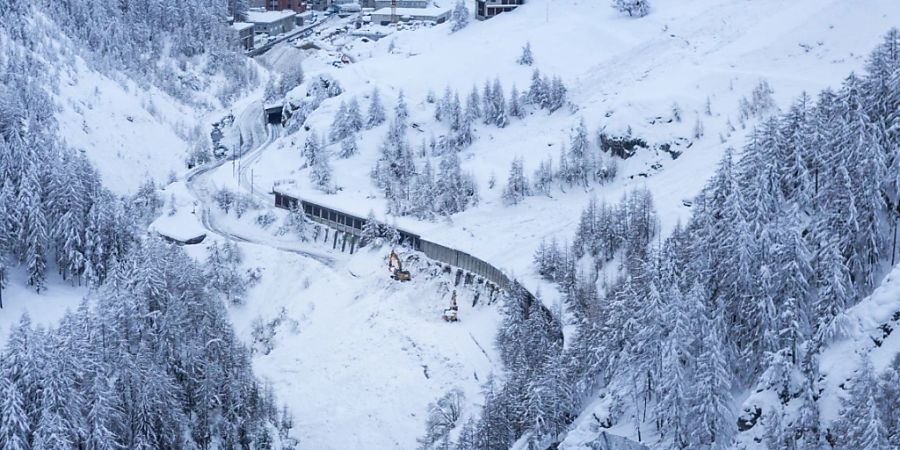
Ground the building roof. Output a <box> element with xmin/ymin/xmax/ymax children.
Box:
<box><xmin>370</xmin><ymin>6</ymin><xmax>449</xmax><ymax>17</ymax></box>
<box><xmin>246</xmin><ymin>10</ymin><xmax>297</xmax><ymax>24</ymax></box>
<box><xmin>232</xmin><ymin>22</ymin><xmax>255</xmax><ymax>32</ymax></box>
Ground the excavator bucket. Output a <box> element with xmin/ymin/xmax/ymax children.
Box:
<box><xmin>394</xmin><ymin>270</ymin><xmax>411</xmax><ymax>282</ymax></box>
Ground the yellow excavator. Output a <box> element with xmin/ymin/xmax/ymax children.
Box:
<box><xmin>388</xmin><ymin>249</ymin><xmax>411</xmax><ymax>281</ymax></box>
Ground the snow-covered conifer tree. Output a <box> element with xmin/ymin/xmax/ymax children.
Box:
<box><xmin>527</xmin><ymin>69</ymin><xmax>547</xmax><ymax>107</ymax></box>
<box><xmin>311</xmin><ymin>149</ymin><xmax>334</xmax><ymax>194</ymax></box>
<box><xmin>491</xmin><ymin>79</ymin><xmax>508</xmax><ymax>128</ymax></box>
<box><xmin>0</xmin><ymin>373</ymin><xmax>29</xmax><ymax>450</ymax></box>
<box><xmin>482</xmin><ymin>81</ymin><xmax>494</xmax><ymax>125</ymax></box>
<box><xmin>361</xmin><ymin>210</ymin><xmax>382</xmax><ymax>246</ymax></box>
<box><xmin>451</xmin><ymin>0</ymin><xmax>470</xmax><ymax>32</ymax></box>
<box><xmin>517</xmin><ymin>42</ymin><xmax>534</xmax><ymax>66</ymax></box>
<box><xmin>689</xmin><ymin>306</ymin><xmax>734</xmax><ymax>449</ymax></box>
<box><xmin>339</xmin><ymin>134</ymin><xmax>358</xmax><ymax>158</ymax></box>
<box><xmin>832</xmin><ymin>356</ymin><xmax>891</xmax><ymax>450</ymax></box>
<box><xmin>302</xmin><ymin>130</ymin><xmax>322</xmax><ymax>167</ymax></box>
<box><xmin>466</xmin><ymin>85</ymin><xmax>482</xmax><ymax>120</ymax></box>
<box><xmin>329</xmin><ymin>100</ymin><xmax>350</xmax><ymax>142</ymax></box>
<box><xmin>548</xmin><ymin>76</ymin><xmax>567</xmax><ymax>112</ymax></box>
<box><xmin>367</xmin><ymin>88</ymin><xmax>386</xmax><ymax>128</ymax></box>
<box><xmin>509</xmin><ymin>85</ymin><xmax>524</xmax><ymax>119</ymax></box>
<box><xmin>346</xmin><ymin>97</ymin><xmax>364</xmax><ymax>132</ymax></box>
<box><xmin>502</xmin><ymin>158</ymin><xmax>530</xmax><ymax>206</ymax></box>
<box><xmin>533</xmin><ymin>156</ymin><xmax>554</xmax><ymax>196</ymax></box>
<box><xmin>568</xmin><ymin>119</ymin><xmax>592</xmax><ymax>187</ymax></box>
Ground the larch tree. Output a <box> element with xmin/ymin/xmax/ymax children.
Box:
<box><xmin>367</xmin><ymin>87</ymin><xmax>386</xmax><ymax>128</ymax></box>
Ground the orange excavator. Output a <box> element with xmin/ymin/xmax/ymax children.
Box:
<box><xmin>388</xmin><ymin>249</ymin><xmax>411</xmax><ymax>281</ymax></box>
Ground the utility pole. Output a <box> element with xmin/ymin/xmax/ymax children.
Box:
<box><xmin>0</xmin><ymin>262</ymin><xmax>5</xmax><ymax>309</ymax></box>
<box><xmin>892</xmin><ymin>212</ymin><xmax>898</xmax><ymax>266</ymax></box>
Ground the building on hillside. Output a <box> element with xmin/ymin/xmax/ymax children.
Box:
<box><xmin>231</xmin><ymin>22</ymin><xmax>255</xmax><ymax>50</ymax></box>
<box><xmin>252</xmin><ymin>0</ymin><xmax>306</xmax><ymax>13</ymax></box>
<box><xmin>247</xmin><ymin>10</ymin><xmax>298</xmax><ymax>35</ymax></box>
<box><xmin>369</xmin><ymin>6</ymin><xmax>449</xmax><ymax>24</ymax></box>
<box><xmin>373</xmin><ymin>0</ymin><xmax>429</xmax><ymax>9</ymax></box>
<box><xmin>306</xmin><ymin>0</ymin><xmax>332</xmax><ymax>11</ymax></box>
<box><xmin>475</xmin><ymin>0</ymin><xmax>523</xmax><ymax>20</ymax></box>
<box><xmin>267</xmin><ymin>0</ymin><xmax>307</xmax><ymax>13</ymax></box>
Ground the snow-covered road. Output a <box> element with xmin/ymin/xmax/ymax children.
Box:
<box><xmin>184</xmin><ymin>125</ymin><xmax>336</xmax><ymax>266</ymax></box>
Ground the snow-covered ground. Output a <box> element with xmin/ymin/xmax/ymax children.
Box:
<box><xmin>0</xmin><ymin>265</ymin><xmax>89</xmax><ymax>347</ymax></box>
<box><xmin>251</xmin><ymin>0</ymin><xmax>900</xmax><ymax>297</ymax></box>
<box><xmin>4</xmin><ymin>1</ymin><xmax>900</xmax><ymax>447</ymax></box>
<box><xmin>231</xmin><ymin>244</ymin><xmax>502</xmax><ymax>448</ymax></box>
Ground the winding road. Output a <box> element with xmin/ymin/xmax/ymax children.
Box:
<box><xmin>184</xmin><ymin>124</ymin><xmax>336</xmax><ymax>267</ymax></box>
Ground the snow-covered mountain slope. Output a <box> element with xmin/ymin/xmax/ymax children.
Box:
<box><xmin>54</xmin><ymin>58</ymin><xmax>197</xmax><ymax>193</ymax></box>
<box><xmin>4</xmin><ymin>0</ymin><xmax>900</xmax><ymax>448</ymax></box>
<box><xmin>231</xmin><ymin>245</ymin><xmax>502</xmax><ymax>448</ymax></box>
<box><xmin>250</xmin><ymin>0</ymin><xmax>900</xmax><ymax>302</ymax></box>
<box><xmin>220</xmin><ymin>1</ymin><xmax>900</xmax><ymax>447</ymax></box>
<box><xmin>726</xmin><ymin>261</ymin><xmax>900</xmax><ymax>450</ymax></box>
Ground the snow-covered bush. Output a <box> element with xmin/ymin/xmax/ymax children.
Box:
<box><xmin>612</xmin><ymin>0</ymin><xmax>650</xmax><ymax>17</ymax></box>
<box><xmin>214</xmin><ymin>188</ymin><xmax>237</xmax><ymax>214</ymax></box>
<box><xmin>256</xmin><ymin>211</ymin><xmax>277</xmax><ymax>228</ymax></box>
<box><xmin>738</xmin><ymin>79</ymin><xmax>777</xmax><ymax>121</ymax></box>
<box><xmin>277</xmin><ymin>205</ymin><xmax>311</xmax><ymax>240</ymax></box>
<box><xmin>417</xmin><ymin>389</ymin><xmax>465</xmax><ymax>448</ymax></box>
<box><xmin>517</xmin><ymin>42</ymin><xmax>534</xmax><ymax>66</ymax></box>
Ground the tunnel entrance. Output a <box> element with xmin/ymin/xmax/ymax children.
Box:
<box><xmin>265</xmin><ymin>105</ymin><xmax>284</xmax><ymax>126</ymax></box>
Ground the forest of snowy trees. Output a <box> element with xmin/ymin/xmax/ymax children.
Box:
<box><xmin>0</xmin><ymin>241</ymin><xmax>294</xmax><ymax>450</ymax></box>
<box><xmin>0</xmin><ymin>62</ymin><xmax>138</xmax><ymax>293</ymax></box>
<box><xmin>346</xmin><ymin>71</ymin><xmax>569</xmax><ymax>219</ymax></box>
<box><xmin>0</xmin><ymin>2</ymin><xmax>294</xmax><ymax>449</ymax></box>
<box><xmin>35</xmin><ymin>0</ymin><xmax>257</xmax><ymax>103</ymax></box>
<box><xmin>452</xmin><ymin>29</ymin><xmax>900</xmax><ymax>450</ymax></box>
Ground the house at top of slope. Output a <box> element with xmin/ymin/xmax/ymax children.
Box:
<box><xmin>475</xmin><ymin>0</ymin><xmax>523</xmax><ymax>20</ymax></box>
<box><xmin>372</xmin><ymin>0</ymin><xmax>429</xmax><ymax>9</ymax></box>
<box><xmin>369</xmin><ymin>6</ymin><xmax>450</xmax><ymax>25</ymax></box>
<box><xmin>247</xmin><ymin>10</ymin><xmax>298</xmax><ymax>36</ymax></box>
<box><xmin>251</xmin><ymin>0</ymin><xmax>307</xmax><ymax>13</ymax></box>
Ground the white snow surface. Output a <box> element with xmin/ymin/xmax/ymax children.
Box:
<box><xmin>4</xmin><ymin>1</ymin><xmax>900</xmax><ymax>448</ymax></box>
<box><xmin>230</xmin><ymin>244</ymin><xmax>502</xmax><ymax>448</ymax></box>
<box><xmin>254</xmin><ymin>0</ymin><xmax>900</xmax><ymax>307</ymax></box>
<box><xmin>817</xmin><ymin>263</ymin><xmax>900</xmax><ymax>425</ymax></box>
<box><xmin>55</xmin><ymin>58</ymin><xmax>195</xmax><ymax>194</ymax></box>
